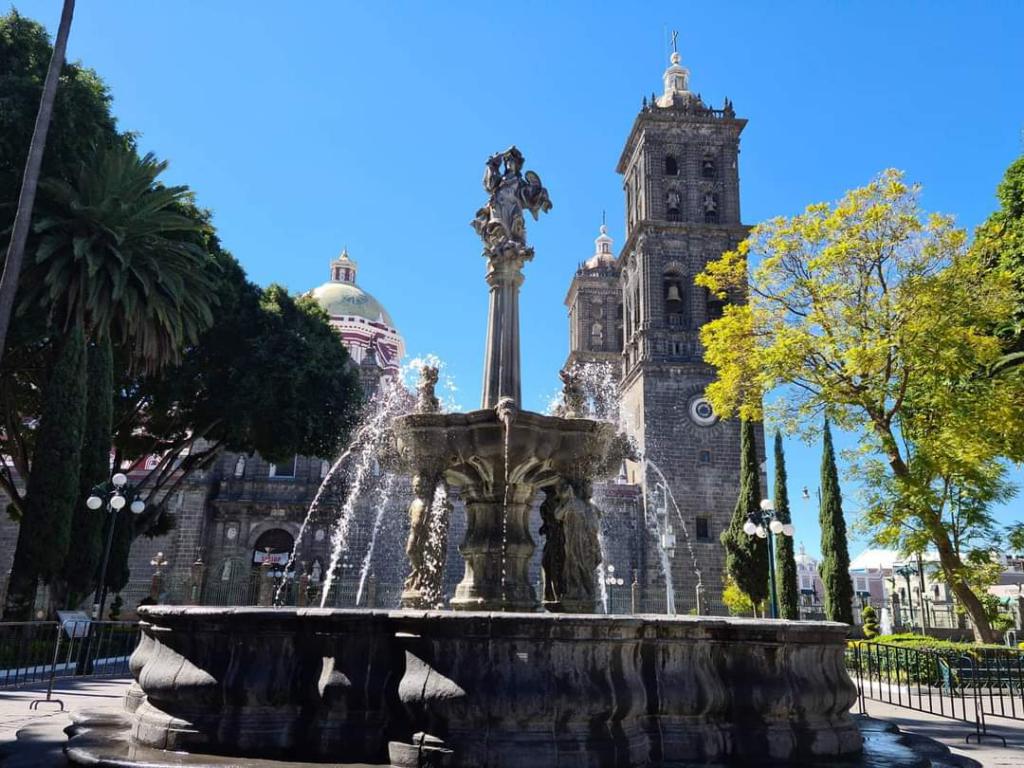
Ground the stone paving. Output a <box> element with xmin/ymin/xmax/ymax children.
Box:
<box><xmin>862</xmin><ymin>698</ymin><xmax>1024</xmax><ymax>767</ymax></box>
<box><xmin>0</xmin><ymin>678</ymin><xmax>124</xmax><ymax>766</ymax></box>
<box><xmin>1</xmin><ymin>678</ymin><xmax>1024</xmax><ymax>766</ymax></box>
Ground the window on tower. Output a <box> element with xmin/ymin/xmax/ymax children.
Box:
<box><xmin>665</xmin><ymin>155</ymin><xmax>678</xmax><ymax>176</ymax></box>
<box><xmin>664</xmin><ymin>272</ymin><xmax>685</xmax><ymax>328</ymax></box>
<box><xmin>695</xmin><ymin>517</ymin><xmax>710</xmax><ymax>540</ymax></box>
<box><xmin>703</xmin><ymin>192</ymin><xmax>719</xmax><ymax>224</ymax></box>
<box><xmin>702</xmin><ymin>156</ymin><xmax>717</xmax><ymax>179</ymax></box>
<box><xmin>666</xmin><ymin>188</ymin><xmax>682</xmax><ymax>222</ymax></box>
<box><xmin>590</xmin><ymin>321</ymin><xmax>604</xmax><ymax>350</ymax></box>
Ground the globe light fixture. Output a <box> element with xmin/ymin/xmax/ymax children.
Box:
<box><xmin>131</xmin><ymin>499</ymin><xmax>146</xmax><ymax>514</ymax></box>
<box><xmin>112</xmin><ymin>472</ymin><xmax>128</xmax><ymax>488</ymax></box>
<box><xmin>109</xmin><ymin>494</ymin><xmax>126</xmax><ymax>510</ymax></box>
<box><xmin>745</xmin><ymin>498</ymin><xmax>797</xmax><ymax>618</ymax></box>
<box><xmin>86</xmin><ymin>495</ymin><xmax>103</xmax><ymax>510</ymax></box>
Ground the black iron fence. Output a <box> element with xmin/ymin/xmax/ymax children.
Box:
<box><xmin>846</xmin><ymin>641</ymin><xmax>1024</xmax><ymax>744</ymax></box>
<box><xmin>0</xmin><ymin>620</ymin><xmax>139</xmax><ymax>691</ymax></box>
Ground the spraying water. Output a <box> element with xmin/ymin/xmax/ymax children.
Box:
<box><xmin>355</xmin><ymin>472</ymin><xmax>396</xmax><ymax>606</ymax></box>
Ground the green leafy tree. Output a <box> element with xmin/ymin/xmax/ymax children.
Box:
<box><xmin>819</xmin><ymin>420</ymin><xmax>854</xmax><ymax>624</ymax></box>
<box><xmin>2</xmin><ymin>323</ymin><xmax>85</xmax><ymax>618</ymax></box>
<box><xmin>21</xmin><ymin>146</ymin><xmax>218</xmax><ymax>371</ymax></box>
<box><xmin>974</xmin><ymin>155</ymin><xmax>1024</xmax><ymax>373</ymax></box>
<box><xmin>721</xmin><ymin>419</ymin><xmax>769</xmax><ymax>607</ymax></box>
<box><xmin>58</xmin><ymin>337</ymin><xmax>113</xmax><ymax>606</ymax></box>
<box><xmin>773</xmin><ymin>431</ymin><xmax>799</xmax><ymax>619</ymax></box>
<box><xmin>111</xmin><ymin>270</ymin><xmax>362</xmax><ymax>543</ymax></box>
<box><xmin>0</xmin><ymin>9</ymin><xmax>122</xmax><ymax>519</ymax></box>
<box><xmin>0</xmin><ymin>1</ymin><xmax>77</xmax><ymax>363</ymax></box>
<box><xmin>696</xmin><ymin>169</ymin><xmax>1023</xmax><ymax>641</ymax></box>
<box><xmin>861</xmin><ymin>604</ymin><xmax>879</xmax><ymax>638</ymax></box>
<box><xmin>722</xmin><ymin>574</ymin><xmax>758</xmax><ymax>617</ymax></box>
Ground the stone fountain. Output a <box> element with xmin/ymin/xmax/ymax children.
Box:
<box><xmin>65</xmin><ymin>148</ymin><xmax>889</xmax><ymax>768</ymax></box>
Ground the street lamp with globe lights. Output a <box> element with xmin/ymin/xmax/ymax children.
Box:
<box><xmin>743</xmin><ymin>498</ymin><xmax>795</xmax><ymax>619</ymax></box>
<box><xmin>602</xmin><ymin>565</ymin><xmax>626</xmax><ymax>614</ymax></box>
<box><xmin>87</xmin><ymin>472</ymin><xmax>145</xmax><ymax>621</ymax></box>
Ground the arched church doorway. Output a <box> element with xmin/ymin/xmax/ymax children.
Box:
<box><xmin>252</xmin><ymin>528</ymin><xmax>295</xmax><ymax>577</ymax></box>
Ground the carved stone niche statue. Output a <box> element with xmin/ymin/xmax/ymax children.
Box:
<box><xmin>416</xmin><ymin>365</ymin><xmax>440</xmax><ymax>414</ymax></box>
<box><xmin>540</xmin><ymin>478</ymin><xmax>602</xmax><ymax>613</ymax></box>
<box><xmin>471</xmin><ymin>146</ymin><xmax>552</xmax><ymax>258</ymax></box>
<box><xmin>401</xmin><ymin>471</ymin><xmax>449</xmax><ymax>608</ymax></box>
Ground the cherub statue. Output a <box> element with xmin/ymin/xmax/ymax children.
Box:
<box><xmin>556</xmin><ymin>367</ymin><xmax>586</xmax><ymax>418</ymax></box>
<box><xmin>547</xmin><ymin>479</ymin><xmax>602</xmax><ymax>611</ymax></box>
<box><xmin>471</xmin><ymin>146</ymin><xmax>552</xmax><ymax>256</ymax></box>
<box><xmin>402</xmin><ymin>473</ymin><xmax>433</xmax><ymax>595</ymax></box>
<box><xmin>416</xmin><ymin>364</ymin><xmax>440</xmax><ymax>414</ymax></box>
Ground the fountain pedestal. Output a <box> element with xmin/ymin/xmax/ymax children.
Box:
<box><xmin>451</xmin><ymin>480</ymin><xmax>536</xmax><ymax>611</ymax></box>
<box><xmin>392</xmin><ymin>409</ymin><xmax>621</xmax><ymax>613</ymax></box>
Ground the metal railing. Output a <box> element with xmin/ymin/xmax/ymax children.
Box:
<box><xmin>847</xmin><ymin>641</ymin><xmax>1024</xmax><ymax>745</ymax></box>
<box><xmin>0</xmin><ymin>620</ymin><xmax>140</xmax><ymax>692</ymax></box>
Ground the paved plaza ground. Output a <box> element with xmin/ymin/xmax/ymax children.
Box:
<box><xmin>0</xmin><ymin>678</ymin><xmax>1022</xmax><ymax>766</ymax></box>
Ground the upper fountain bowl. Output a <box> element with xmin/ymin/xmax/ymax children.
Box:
<box><xmin>392</xmin><ymin>408</ymin><xmax>624</xmax><ymax>489</ymax></box>
<box><xmin>391</xmin><ymin>407</ymin><xmax>629</xmax><ymax>613</ymax></box>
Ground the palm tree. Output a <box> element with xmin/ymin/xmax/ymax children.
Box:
<box><xmin>2</xmin><ymin>146</ymin><xmax>221</xmax><ymax>618</ymax></box>
<box><xmin>0</xmin><ymin>0</ymin><xmax>76</xmax><ymax>365</ymax></box>
<box><xmin>21</xmin><ymin>145</ymin><xmax>219</xmax><ymax>370</ymax></box>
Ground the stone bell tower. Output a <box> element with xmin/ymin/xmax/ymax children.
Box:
<box><xmin>616</xmin><ymin>45</ymin><xmax>761</xmax><ymax>612</ymax></box>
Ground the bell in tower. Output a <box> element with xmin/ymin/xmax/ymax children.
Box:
<box><xmin>665</xmin><ymin>283</ymin><xmax>682</xmax><ymax>302</ymax></box>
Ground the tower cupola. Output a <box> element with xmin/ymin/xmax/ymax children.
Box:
<box><xmin>584</xmin><ymin>221</ymin><xmax>616</xmax><ymax>269</ymax></box>
<box><xmin>329</xmin><ymin>248</ymin><xmax>358</xmax><ymax>284</ymax></box>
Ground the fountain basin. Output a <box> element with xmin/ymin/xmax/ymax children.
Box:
<box><xmin>109</xmin><ymin>606</ymin><xmax>862</xmax><ymax>767</ymax></box>
<box><xmin>392</xmin><ymin>409</ymin><xmax>624</xmax><ymax>612</ymax></box>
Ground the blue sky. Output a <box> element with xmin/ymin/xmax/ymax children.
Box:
<box><xmin>15</xmin><ymin>1</ymin><xmax>1024</xmax><ymax>557</ymax></box>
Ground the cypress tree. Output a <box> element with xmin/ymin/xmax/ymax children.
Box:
<box><xmin>773</xmin><ymin>431</ymin><xmax>799</xmax><ymax>620</ymax></box>
<box><xmin>2</xmin><ymin>324</ymin><xmax>87</xmax><ymax>619</ymax></box>
<box><xmin>819</xmin><ymin>419</ymin><xmax>854</xmax><ymax>624</ymax></box>
<box><xmin>721</xmin><ymin>419</ymin><xmax>769</xmax><ymax>609</ymax></box>
<box><xmin>60</xmin><ymin>336</ymin><xmax>113</xmax><ymax>606</ymax></box>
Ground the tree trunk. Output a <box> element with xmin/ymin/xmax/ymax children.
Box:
<box><xmin>927</xmin><ymin>520</ymin><xmax>999</xmax><ymax>643</ymax></box>
<box><xmin>0</xmin><ymin>0</ymin><xmax>76</xmax><ymax>365</ymax></box>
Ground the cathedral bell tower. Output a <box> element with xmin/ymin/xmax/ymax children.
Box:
<box><xmin>616</xmin><ymin>43</ymin><xmax>760</xmax><ymax>612</ymax></box>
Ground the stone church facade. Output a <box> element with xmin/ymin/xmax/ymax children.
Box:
<box><xmin>566</xmin><ymin>49</ymin><xmax>764</xmax><ymax>613</ymax></box>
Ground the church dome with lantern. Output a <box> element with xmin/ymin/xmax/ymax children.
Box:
<box><xmin>309</xmin><ymin>249</ymin><xmax>405</xmax><ymax>375</ymax></box>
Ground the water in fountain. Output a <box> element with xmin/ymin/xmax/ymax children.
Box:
<box><xmin>279</xmin><ymin>354</ymin><xmax>459</xmax><ymax>608</ymax></box>
<box><xmin>551</xmin><ymin>361</ymin><xmax>690</xmax><ymax>614</ymax></box>
<box><xmin>419</xmin><ymin>482</ymin><xmax>450</xmax><ymax>608</ymax></box>
<box><xmin>643</xmin><ymin>456</ymin><xmax>704</xmax><ymax>608</ymax></box>
<box><xmin>596</xmin><ymin>531</ymin><xmax>610</xmax><ymax>613</ymax></box>
<box><xmin>355</xmin><ymin>472</ymin><xmax>396</xmax><ymax>606</ymax></box>
<box><xmin>275</xmin><ymin>377</ymin><xmax>413</xmax><ymax>604</ymax></box>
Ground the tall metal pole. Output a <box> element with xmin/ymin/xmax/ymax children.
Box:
<box><xmin>765</xmin><ymin>517</ymin><xmax>779</xmax><ymax>619</ymax></box>
<box><xmin>92</xmin><ymin>506</ymin><xmax>116</xmax><ymax>620</ymax></box>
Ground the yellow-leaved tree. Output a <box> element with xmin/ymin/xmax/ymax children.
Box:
<box><xmin>696</xmin><ymin>169</ymin><xmax>1024</xmax><ymax>643</ymax></box>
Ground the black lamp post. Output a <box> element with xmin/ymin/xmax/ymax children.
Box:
<box><xmin>602</xmin><ymin>565</ymin><xmax>625</xmax><ymax>615</ymax></box>
<box><xmin>743</xmin><ymin>498</ymin><xmax>795</xmax><ymax>619</ymax></box>
<box><xmin>894</xmin><ymin>563</ymin><xmax>917</xmax><ymax>629</ymax></box>
<box><xmin>87</xmin><ymin>472</ymin><xmax>145</xmax><ymax>620</ymax></box>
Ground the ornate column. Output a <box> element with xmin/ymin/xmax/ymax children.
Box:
<box><xmin>481</xmin><ymin>248</ymin><xmax>530</xmax><ymax>408</ymax></box>
<box><xmin>471</xmin><ymin>145</ymin><xmax>551</xmax><ymax>409</ymax></box>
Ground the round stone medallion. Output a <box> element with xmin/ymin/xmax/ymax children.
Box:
<box><xmin>689</xmin><ymin>397</ymin><xmax>718</xmax><ymax>427</ymax></box>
